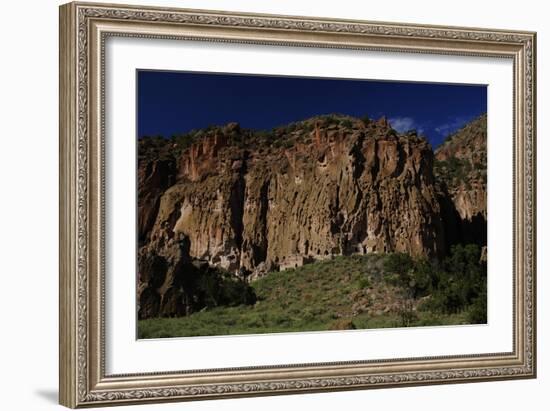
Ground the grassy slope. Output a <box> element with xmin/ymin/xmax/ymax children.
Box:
<box><xmin>138</xmin><ymin>255</ymin><xmax>469</xmax><ymax>339</ymax></box>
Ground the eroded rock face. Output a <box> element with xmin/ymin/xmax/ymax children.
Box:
<box><xmin>138</xmin><ymin>232</ymin><xmax>192</xmax><ymax>319</ymax></box>
<box><xmin>434</xmin><ymin>114</ymin><xmax>487</xmax><ymax>246</ymax></box>
<box><xmin>137</xmin><ymin>228</ymin><xmax>256</xmax><ymax>319</ymax></box>
<box><xmin>136</xmin><ymin>114</ymin><xmax>487</xmax><ymax>318</ymax></box>
<box><xmin>141</xmin><ymin>116</ymin><xmax>445</xmax><ymax>276</ymax></box>
<box><xmin>137</xmin><ymin>142</ymin><xmax>178</xmax><ymax>243</ymax></box>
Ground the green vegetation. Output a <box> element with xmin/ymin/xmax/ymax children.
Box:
<box><xmin>340</xmin><ymin>119</ymin><xmax>354</xmax><ymax>128</ymax></box>
<box><xmin>138</xmin><ymin>135</ymin><xmax>175</xmax><ymax>161</ymax></box>
<box><xmin>434</xmin><ymin>157</ymin><xmax>472</xmax><ymax>184</ymax></box>
<box><xmin>360</xmin><ymin>114</ymin><xmax>371</xmax><ymax>125</ymax></box>
<box><xmin>319</xmin><ymin>114</ymin><xmax>341</xmax><ymax>125</ymax></box>
<box><xmin>193</xmin><ymin>265</ymin><xmax>257</xmax><ymax>309</ymax></box>
<box><xmin>434</xmin><ymin>151</ymin><xmax>486</xmax><ymax>190</ymax></box>
<box><xmin>383</xmin><ymin>244</ymin><xmax>487</xmax><ymax>324</ymax></box>
<box><xmin>139</xmin><ymin>113</ymin><xmax>367</xmax><ymax>165</ymax></box>
<box><xmin>138</xmin><ymin>247</ymin><xmax>486</xmax><ymax>338</ymax></box>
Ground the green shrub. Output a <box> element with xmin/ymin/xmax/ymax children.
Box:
<box><xmin>340</xmin><ymin>119</ymin><xmax>353</xmax><ymax>128</ymax></box>
<box><xmin>421</xmin><ymin>244</ymin><xmax>486</xmax><ymax>315</ymax></box>
<box><xmin>323</xmin><ymin>115</ymin><xmax>340</xmax><ymax>125</ymax></box>
<box><xmin>383</xmin><ymin>246</ymin><xmax>486</xmax><ymax>320</ymax></box>
<box><xmin>383</xmin><ymin>253</ymin><xmax>414</xmax><ymax>288</ymax></box>
<box><xmin>272</xmin><ymin>139</ymin><xmax>283</xmax><ymax>148</ymax></box>
<box><xmin>466</xmin><ymin>281</ymin><xmax>487</xmax><ymax>324</ymax></box>
<box><xmin>356</xmin><ymin>276</ymin><xmax>371</xmax><ymax>290</ymax></box>
<box><xmin>195</xmin><ymin>267</ymin><xmax>257</xmax><ymax>308</ymax></box>
<box><xmin>397</xmin><ymin>301</ymin><xmax>418</xmax><ymax>327</ymax></box>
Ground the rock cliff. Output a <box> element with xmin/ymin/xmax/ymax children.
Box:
<box><xmin>137</xmin><ymin>113</ymin><xmax>486</xmax><ymax>319</ymax></box>
<box><xmin>434</xmin><ymin>114</ymin><xmax>487</xmax><ymax>246</ymax></box>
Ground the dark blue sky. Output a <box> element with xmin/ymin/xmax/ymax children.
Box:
<box><xmin>137</xmin><ymin>70</ymin><xmax>486</xmax><ymax>148</ymax></box>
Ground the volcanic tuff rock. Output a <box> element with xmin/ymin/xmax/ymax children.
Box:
<box><xmin>434</xmin><ymin>114</ymin><xmax>487</xmax><ymax>246</ymax></box>
<box><xmin>137</xmin><ymin>113</ymin><xmax>487</xmax><ymax>318</ymax></box>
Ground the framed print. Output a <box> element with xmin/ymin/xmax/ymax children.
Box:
<box><xmin>59</xmin><ymin>1</ymin><xmax>537</xmax><ymax>408</ymax></box>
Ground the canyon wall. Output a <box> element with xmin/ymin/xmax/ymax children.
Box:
<box><xmin>137</xmin><ymin>113</ymin><xmax>486</xmax><ymax>318</ymax></box>
<box><xmin>434</xmin><ymin>114</ymin><xmax>487</xmax><ymax>246</ymax></box>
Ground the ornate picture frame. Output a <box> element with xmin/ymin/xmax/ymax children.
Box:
<box><xmin>59</xmin><ymin>1</ymin><xmax>536</xmax><ymax>408</ymax></box>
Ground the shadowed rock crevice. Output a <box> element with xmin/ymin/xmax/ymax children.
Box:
<box><xmin>229</xmin><ymin>156</ymin><xmax>247</xmax><ymax>252</ymax></box>
<box><xmin>460</xmin><ymin>212</ymin><xmax>487</xmax><ymax>247</ymax></box>
<box><xmin>254</xmin><ymin>179</ymin><xmax>270</xmax><ymax>265</ymax></box>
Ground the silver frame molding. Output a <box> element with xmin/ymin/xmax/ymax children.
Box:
<box><xmin>59</xmin><ymin>2</ymin><xmax>537</xmax><ymax>408</ymax></box>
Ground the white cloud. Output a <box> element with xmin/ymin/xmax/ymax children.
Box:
<box><xmin>435</xmin><ymin>116</ymin><xmax>472</xmax><ymax>137</ymax></box>
<box><xmin>388</xmin><ymin>117</ymin><xmax>416</xmax><ymax>133</ymax></box>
